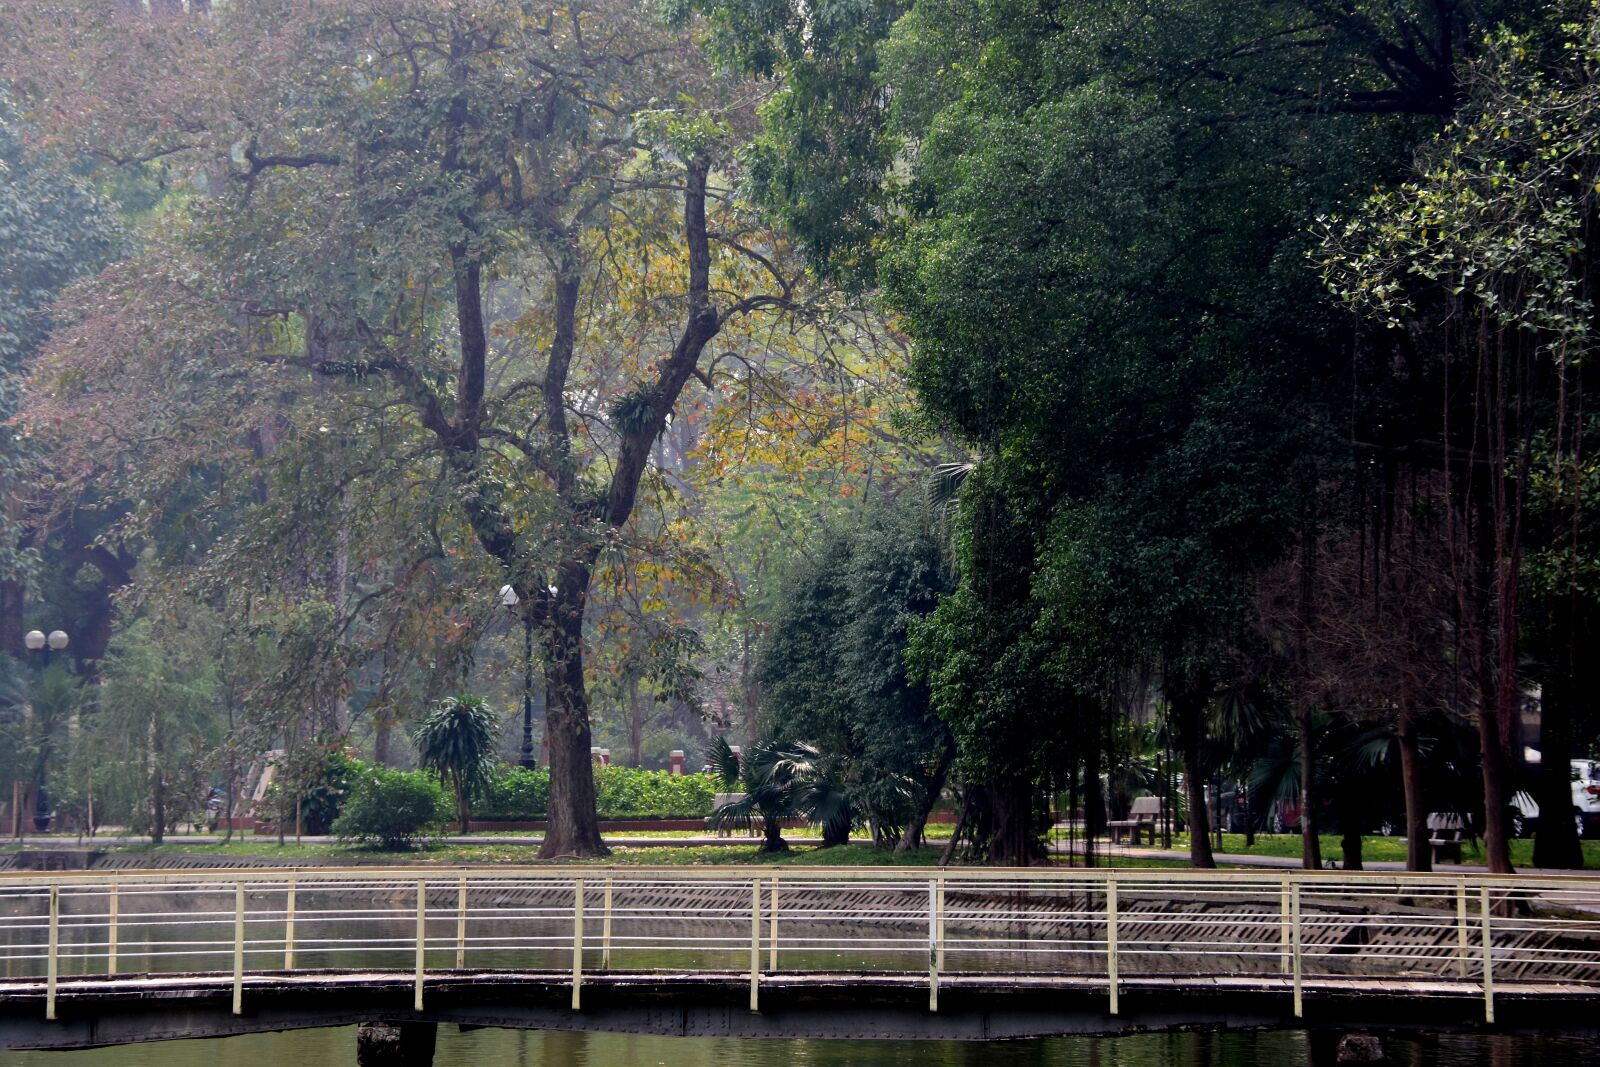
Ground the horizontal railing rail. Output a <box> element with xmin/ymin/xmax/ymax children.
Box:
<box><xmin>0</xmin><ymin>866</ymin><xmax>1596</xmax><ymax>1026</ymax></box>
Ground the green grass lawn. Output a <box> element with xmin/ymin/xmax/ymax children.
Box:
<box><xmin>69</xmin><ymin>837</ymin><xmax>1214</xmax><ymax>869</ymax></box>
<box><xmin>1160</xmin><ymin>832</ymin><xmax>1600</xmax><ymax>868</ymax></box>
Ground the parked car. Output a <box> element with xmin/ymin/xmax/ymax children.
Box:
<box><xmin>1508</xmin><ymin>759</ymin><xmax>1600</xmax><ymax>838</ymax></box>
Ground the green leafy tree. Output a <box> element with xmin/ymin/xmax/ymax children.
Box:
<box><xmin>414</xmin><ymin>695</ymin><xmax>499</xmax><ymax>834</ymax></box>
<box><xmin>97</xmin><ymin>618</ymin><xmax>221</xmax><ymax>843</ymax></box>
<box><xmin>1320</xmin><ymin>6</ymin><xmax>1600</xmax><ymax>870</ymax></box>
<box><xmin>758</xmin><ymin>499</ymin><xmax>954</xmax><ymax>850</ymax></box>
<box><xmin>696</xmin><ymin>0</ymin><xmax>1529</xmax><ymax>865</ymax></box>
<box><xmin>0</xmin><ymin>92</ymin><xmax>120</xmax><ymax>656</ymax></box>
<box><xmin>1</xmin><ymin>0</ymin><xmax>825</xmax><ymax>859</ymax></box>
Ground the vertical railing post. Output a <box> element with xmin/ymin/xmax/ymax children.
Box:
<box><xmin>749</xmin><ymin>877</ymin><xmax>762</xmax><ymax>1013</ymax></box>
<box><xmin>107</xmin><ymin>877</ymin><xmax>118</xmax><ymax>977</ymax></box>
<box><xmin>928</xmin><ymin>878</ymin><xmax>939</xmax><ymax>1013</ymax></box>
<box><xmin>1480</xmin><ymin>884</ymin><xmax>1495</xmax><ymax>1024</ymax></box>
<box><xmin>769</xmin><ymin>878</ymin><xmax>779</xmax><ymax>973</ymax></box>
<box><xmin>1456</xmin><ymin>882</ymin><xmax>1469</xmax><ymax>980</ymax></box>
<box><xmin>283</xmin><ymin>876</ymin><xmax>296</xmax><ymax>971</ymax></box>
<box><xmin>1106</xmin><ymin>876</ymin><xmax>1119</xmax><ymax>1016</ymax></box>
<box><xmin>1279</xmin><ymin>877</ymin><xmax>1291</xmax><ymax>974</ymax></box>
<box><xmin>46</xmin><ymin>884</ymin><xmax>59</xmax><ymax>1021</ymax></box>
<box><xmin>414</xmin><ymin>879</ymin><xmax>426</xmax><ymax>1012</ymax></box>
<box><xmin>571</xmin><ymin>878</ymin><xmax>584</xmax><ymax>1011</ymax></box>
<box><xmin>601</xmin><ymin>876</ymin><xmax>613</xmax><ymax>971</ymax></box>
<box><xmin>456</xmin><ymin>876</ymin><xmax>468</xmax><ymax>970</ymax></box>
<box><xmin>1290</xmin><ymin>880</ymin><xmax>1303</xmax><ymax>1019</ymax></box>
<box><xmin>232</xmin><ymin>882</ymin><xmax>245</xmax><ymax>1016</ymax></box>
<box><xmin>936</xmin><ymin>876</ymin><xmax>947</xmax><ymax>975</ymax></box>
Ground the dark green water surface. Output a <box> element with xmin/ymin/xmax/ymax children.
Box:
<box><xmin>4</xmin><ymin>1028</ymin><xmax>1583</xmax><ymax>1066</ymax></box>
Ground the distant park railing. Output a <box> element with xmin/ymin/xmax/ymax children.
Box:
<box><xmin>2</xmin><ymin>866</ymin><xmax>1597</xmax><ymax>1026</ymax></box>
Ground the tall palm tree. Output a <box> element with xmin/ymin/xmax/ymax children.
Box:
<box><xmin>414</xmin><ymin>695</ymin><xmax>499</xmax><ymax>833</ymax></box>
<box><xmin>706</xmin><ymin>736</ymin><xmax>850</xmax><ymax>853</ymax></box>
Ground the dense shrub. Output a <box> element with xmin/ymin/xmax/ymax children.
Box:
<box><xmin>475</xmin><ymin>766</ymin><xmax>550</xmax><ymax>820</ymax></box>
<box><xmin>298</xmin><ymin>749</ymin><xmax>362</xmax><ymax>835</ymax></box>
<box><xmin>260</xmin><ymin>750</ymin><xmax>362</xmax><ymax>835</ymax></box>
<box><xmin>472</xmin><ymin>765</ymin><xmax>716</xmax><ymax>821</ymax></box>
<box><xmin>332</xmin><ymin>768</ymin><xmax>450</xmax><ymax>849</ymax></box>
<box><xmin>593</xmin><ymin>766</ymin><xmax>716</xmax><ymax>820</ymax></box>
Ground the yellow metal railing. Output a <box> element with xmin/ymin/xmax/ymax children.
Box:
<box><xmin>1</xmin><ymin>865</ymin><xmax>1596</xmax><ymax>1026</ymax></box>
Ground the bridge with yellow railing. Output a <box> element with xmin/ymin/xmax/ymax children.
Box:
<box><xmin>1</xmin><ymin>866</ymin><xmax>1598</xmax><ymax>1054</ymax></box>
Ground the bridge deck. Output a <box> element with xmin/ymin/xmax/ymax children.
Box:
<box><xmin>3</xmin><ymin>969</ymin><xmax>1599</xmax><ymax>1049</ymax></box>
<box><xmin>1</xmin><ymin>866</ymin><xmax>1597</xmax><ymax>1049</ymax></box>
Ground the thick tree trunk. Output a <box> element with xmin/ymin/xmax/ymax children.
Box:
<box><xmin>1475</xmin><ymin>589</ymin><xmax>1515</xmax><ymax>873</ymax></box>
<box><xmin>1297</xmin><ymin>705</ymin><xmax>1321</xmax><ymax>870</ymax></box>
<box><xmin>898</xmin><ymin>740</ymin><xmax>955</xmax><ymax>854</ymax></box>
<box><xmin>1533</xmin><ymin>602</ymin><xmax>1583</xmax><ymax>869</ymax></box>
<box><xmin>0</xmin><ymin>578</ymin><xmax>22</xmax><ymax>657</ymax></box>
<box><xmin>537</xmin><ymin>569</ymin><xmax>607</xmax><ymax>859</ymax></box>
<box><xmin>1397</xmin><ymin>707</ymin><xmax>1432</xmax><ymax>872</ymax></box>
<box><xmin>627</xmin><ymin>674</ymin><xmax>643</xmax><ymax>768</ymax></box>
<box><xmin>1172</xmin><ymin>686</ymin><xmax>1215</xmax><ymax>869</ymax></box>
<box><xmin>373</xmin><ymin>718</ymin><xmax>392</xmax><ymax>766</ymax></box>
<box><xmin>1181</xmin><ymin>749</ymin><xmax>1214</xmax><ymax>869</ymax></box>
<box><xmin>761</xmin><ymin>813</ymin><xmax>788</xmax><ymax>853</ymax></box>
<box><xmin>149</xmin><ymin>717</ymin><xmax>165</xmax><ymax>847</ymax></box>
<box><xmin>1477</xmin><ymin>701</ymin><xmax>1513</xmax><ymax>873</ymax></box>
<box><xmin>1338</xmin><ymin>785</ymin><xmax>1364</xmax><ymax>871</ymax></box>
<box><xmin>987</xmin><ymin>777</ymin><xmax>1039</xmax><ymax>866</ymax></box>
<box><xmin>939</xmin><ymin>787</ymin><xmax>974</xmax><ymax>866</ymax></box>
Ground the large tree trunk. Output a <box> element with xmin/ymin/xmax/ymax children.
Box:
<box><xmin>1477</xmin><ymin>695</ymin><xmax>1514</xmax><ymax>872</ymax></box>
<box><xmin>148</xmin><ymin>711</ymin><xmax>165</xmax><ymax>846</ymax></box>
<box><xmin>537</xmin><ymin>568</ymin><xmax>607</xmax><ymax>860</ymax></box>
<box><xmin>1397</xmin><ymin>706</ymin><xmax>1432</xmax><ymax>872</ymax></box>
<box><xmin>899</xmin><ymin>740</ymin><xmax>955</xmax><ymax>854</ymax></box>
<box><xmin>1476</xmin><ymin>576</ymin><xmax>1515</xmax><ymax>873</ymax></box>
<box><xmin>0</xmin><ymin>578</ymin><xmax>22</xmax><ymax>657</ymax></box>
<box><xmin>1533</xmin><ymin>595</ymin><xmax>1583</xmax><ymax>869</ymax></box>
<box><xmin>987</xmin><ymin>777</ymin><xmax>1039</xmax><ymax>866</ymax></box>
<box><xmin>373</xmin><ymin>718</ymin><xmax>393</xmax><ymax>766</ymax></box>
<box><xmin>1297</xmin><ymin>705</ymin><xmax>1322</xmax><ymax>870</ymax></box>
<box><xmin>1083</xmin><ymin>710</ymin><xmax>1104</xmax><ymax>867</ymax></box>
<box><xmin>761</xmin><ymin>812</ymin><xmax>788</xmax><ymax>853</ymax></box>
<box><xmin>1337</xmin><ymin>785</ymin><xmax>1364</xmax><ymax>871</ymax></box>
<box><xmin>1172</xmin><ymin>684</ymin><xmax>1215</xmax><ymax>869</ymax></box>
<box><xmin>627</xmin><ymin>674</ymin><xmax>644</xmax><ymax>768</ymax></box>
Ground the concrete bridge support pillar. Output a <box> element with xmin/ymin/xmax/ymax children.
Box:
<box><xmin>356</xmin><ymin>1021</ymin><xmax>436</xmax><ymax>1067</ymax></box>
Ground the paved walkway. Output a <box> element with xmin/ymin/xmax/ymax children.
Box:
<box><xmin>6</xmin><ymin>833</ymin><xmax>1586</xmax><ymax>879</ymax></box>
<box><xmin>1056</xmin><ymin>840</ymin><xmax>1496</xmax><ymax>872</ymax></box>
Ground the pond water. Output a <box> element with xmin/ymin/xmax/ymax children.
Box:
<box><xmin>3</xmin><ymin>1027</ymin><xmax>1584</xmax><ymax>1066</ymax></box>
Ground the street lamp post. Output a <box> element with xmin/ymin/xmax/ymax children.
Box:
<box><xmin>498</xmin><ymin>586</ymin><xmax>539</xmax><ymax>769</ymax></box>
<box><xmin>22</xmin><ymin>628</ymin><xmax>68</xmax><ymax>833</ymax></box>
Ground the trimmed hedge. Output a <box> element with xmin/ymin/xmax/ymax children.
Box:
<box><xmin>475</xmin><ymin>767</ymin><xmax>550</xmax><ymax>820</ymax></box>
<box><xmin>475</xmin><ymin>765</ymin><xmax>716</xmax><ymax>821</ymax></box>
<box><xmin>594</xmin><ymin>765</ymin><xmax>717</xmax><ymax>820</ymax></box>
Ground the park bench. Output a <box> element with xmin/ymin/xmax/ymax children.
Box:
<box><xmin>1427</xmin><ymin>812</ymin><xmax>1468</xmax><ymax>864</ymax></box>
<box><xmin>1108</xmin><ymin>795</ymin><xmax>1168</xmax><ymax>846</ymax></box>
<box><xmin>711</xmin><ymin>792</ymin><xmax>760</xmax><ymax>837</ymax></box>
